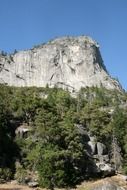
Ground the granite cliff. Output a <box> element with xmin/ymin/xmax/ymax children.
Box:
<box><xmin>0</xmin><ymin>36</ymin><xmax>122</xmax><ymax>91</ymax></box>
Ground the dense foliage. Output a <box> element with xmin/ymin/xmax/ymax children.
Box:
<box><xmin>0</xmin><ymin>84</ymin><xmax>127</xmax><ymax>188</ymax></box>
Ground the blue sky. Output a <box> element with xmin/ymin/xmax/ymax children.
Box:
<box><xmin>0</xmin><ymin>0</ymin><xmax>126</xmax><ymax>90</ymax></box>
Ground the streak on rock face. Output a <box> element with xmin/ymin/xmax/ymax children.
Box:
<box><xmin>0</xmin><ymin>36</ymin><xmax>122</xmax><ymax>91</ymax></box>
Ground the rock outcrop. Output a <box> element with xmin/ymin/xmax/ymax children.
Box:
<box><xmin>89</xmin><ymin>181</ymin><xmax>126</xmax><ymax>190</ymax></box>
<box><xmin>0</xmin><ymin>36</ymin><xmax>122</xmax><ymax>91</ymax></box>
<box><xmin>77</xmin><ymin>124</ymin><xmax>122</xmax><ymax>177</ymax></box>
<box><xmin>78</xmin><ymin>175</ymin><xmax>127</xmax><ymax>190</ymax></box>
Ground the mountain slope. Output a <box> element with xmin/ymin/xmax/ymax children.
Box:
<box><xmin>0</xmin><ymin>36</ymin><xmax>122</xmax><ymax>91</ymax></box>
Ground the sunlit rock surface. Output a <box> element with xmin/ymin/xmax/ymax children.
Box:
<box><xmin>0</xmin><ymin>36</ymin><xmax>122</xmax><ymax>91</ymax></box>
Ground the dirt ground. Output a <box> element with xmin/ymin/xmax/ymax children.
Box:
<box><xmin>0</xmin><ymin>175</ymin><xmax>127</xmax><ymax>190</ymax></box>
<box><xmin>0</xmin><ymin>181</ymin><xmax>40</xmax><ymax>190</ymax></box>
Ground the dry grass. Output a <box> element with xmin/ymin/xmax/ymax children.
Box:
<box><xmin>0</xmin><ymin>182</ymin><xmax>39</xmax><ymax>190</ymax></box>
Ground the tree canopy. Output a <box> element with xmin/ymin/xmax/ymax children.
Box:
<box><xmin>0</xmin><ymin>84</ymin><xmax>127</xmax><ymax>187</ymax></box>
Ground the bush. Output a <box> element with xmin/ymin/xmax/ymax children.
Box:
<box><xmin>0</xmin><ymin>168</ymin><xmax>12</xmax><ymax>183</ymax></box>
<box><xmin>14</xmin><ymin>163</ymin><xmax>27</xmax><ymax>184</ymax></box>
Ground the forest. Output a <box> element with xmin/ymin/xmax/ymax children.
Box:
<box><xmin>0</xmin><ymin>84</ymin><xmax>127</xmax><ymax>189</ymax></box>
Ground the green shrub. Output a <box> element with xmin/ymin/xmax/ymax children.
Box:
<box><xmin>14</xmin><ymin>163</ymin><xmax>27</xmax><ymax>184</ymax></box>
<box><xmin>0</xmin><ymin>168</ymin><xmax>12</xmax><ymax>183</ymax></box>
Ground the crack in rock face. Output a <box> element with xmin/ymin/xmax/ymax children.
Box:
<box><xmin>0</xmin><ymin>36</ymin><xmax>122</xmax><ymax>91</ymax></box>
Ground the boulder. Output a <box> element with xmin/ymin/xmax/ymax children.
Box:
<box><xmin>97</xmin><ymin>142</ymin><xmax>107</xmax><ymax>155</ymax></box>
<box><xmin>96</xmin><ymin>163</ymin><xmax>115</xmax><ymax>177</ymax></box>
<box><xmin>28</xmin><ymin>181</ymin><xmax>39</xmax><ymax>188</ymax></box>
<box><xmin>88</xmin><ymin>141</ymin><xmax>97</xmax><ymax>155</ymax></box>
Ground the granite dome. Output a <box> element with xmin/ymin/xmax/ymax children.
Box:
<box><xmin>0</xmin><ymin>36</ymin><xmax>122</xmax><ymax>91</ymax></box>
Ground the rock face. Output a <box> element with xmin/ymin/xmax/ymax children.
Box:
<box><xmin>0</xmin><ymin>36</ymin><xmax>122</xmax><ymax>91</ymax></box>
